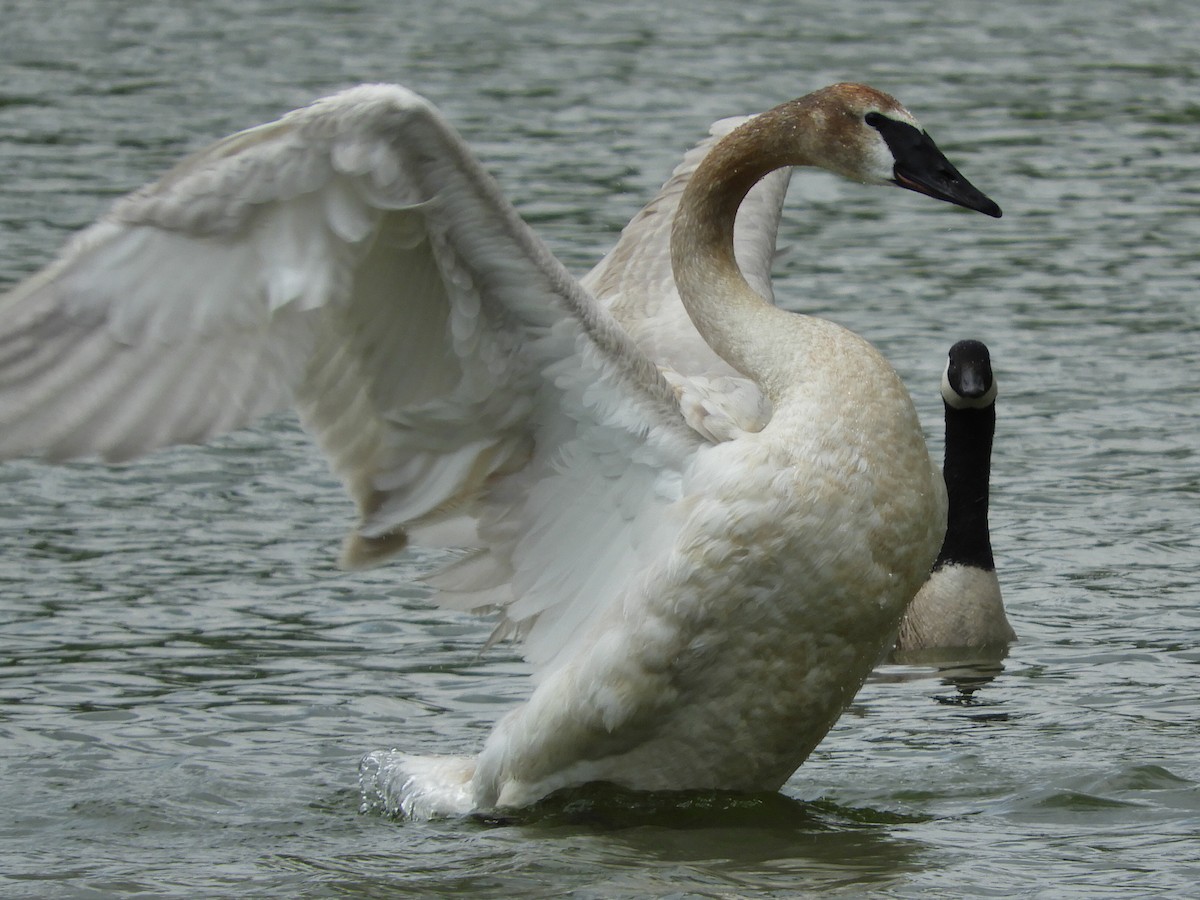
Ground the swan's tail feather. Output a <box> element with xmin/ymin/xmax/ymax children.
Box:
<box><xmin>359</xmin><ymin>750</ymin><xmax>478</xmax><ymax>819</ymax></box>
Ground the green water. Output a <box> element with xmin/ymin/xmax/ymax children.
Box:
<box><xmin>1</xmin><ymin>0</ymin><xmax>1198</xmax><ymax>896</ymax></box>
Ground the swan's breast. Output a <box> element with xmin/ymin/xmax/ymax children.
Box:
<box><xmin>484</xmin><ymin>425</ymin><xmax>941</xmax><ymax>803</ymax></box>
<box><xmin>654</xmin><ymin>405</ymin><xmax>942</xmax><ymax>778</ymax></box>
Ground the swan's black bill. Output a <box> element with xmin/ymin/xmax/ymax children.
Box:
<box><xmin>866</xmin><ymin>113</ymin><xmax>1002</xmax><ymax>218</ymax></box>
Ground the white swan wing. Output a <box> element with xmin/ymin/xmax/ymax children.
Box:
<box><xmin>425</xmin><ymin>344</ymin><xmax>699</xmax><ymax>671</ymax></box>
<box><xmin>581</xmin><ymin>115</ymin><xmax>791</xmax><ymax>437</ymax></box>
<box><xmin>0</xmin><ymin>84</ymin><xmax>479</xmax><ymax>465</ymax></box>
<box><xmin>0</xmin><ymin>82</ymin><xmax>701</xmax><ymax>627</ymax></box>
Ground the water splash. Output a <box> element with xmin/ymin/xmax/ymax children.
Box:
<box><xmin>359</xmin><ymin>750</ymin><xmax>477</xmax><ymax>820</ymax></box>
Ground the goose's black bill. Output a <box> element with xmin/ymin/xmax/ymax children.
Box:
<box><xmin>866</xmin><ymin>113</ymin><xmax>1002</xmax><ymax>218</ymax></box>
<box><xmin>947</xmin><ymin>339</ymin><xmax>994</xmax><ymax>400</ymax></box>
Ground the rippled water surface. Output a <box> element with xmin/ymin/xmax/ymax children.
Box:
<box><xmin>2</xmin><ymin>0</ymin><xmax>1198</xmax><ymax>896</ymax></box>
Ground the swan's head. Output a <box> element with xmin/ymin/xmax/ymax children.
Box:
<box><xmin>942</xmin><ymin>339</ymin><xmax>998</xmax><ymax>409</ymax></box>
<box><xmin>814</xmin><ymin>84</ymin><xmax>1002</xmax><ymax>218</ymax></box>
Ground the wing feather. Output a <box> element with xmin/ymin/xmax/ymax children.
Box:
<box><xmin>582</xmin><ymin>115</ymin><xmax>791</xmax><ymax>439</ymax></box>
<box><xmin>584</xmin><ymin>114</ymin><xmax>791</xmax><ymax>368</ymax></box>
<box><xmin>0</xmin><ymin>83</ymin><xmax>725</xmax><ymax>678</ymax></box>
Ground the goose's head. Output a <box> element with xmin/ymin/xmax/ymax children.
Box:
<box><xmin>808</xmin><ymin>83</ymin><xmax>1002</xmax><ymax>218</ymax></box>
<box><xmin>942</xmin><ymin>339</ymin><xmax>998</xmax><ymax>409</ymax></box>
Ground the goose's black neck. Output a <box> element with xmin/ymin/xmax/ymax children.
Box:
<box><xmin>935</xmin><ymin>401</ymin><xmax>995</xmax><ymax>571</ymax></box>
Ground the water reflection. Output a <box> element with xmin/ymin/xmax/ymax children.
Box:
<box><xmin>349</xmin><ymin>783</ymin><xmax>934</xmax><ymax>898</ymax></box>
<box><xmin>883</xmin><ymin>644</ymin><xmax>1012</xmax><ymax>698</ymax></box>
<box><xmin>470</xmin><ymin>781</ymin><xmax>927</xmax><ymax>831</ymax></box>
<box><xmin>476</xmin><ymin>784</ymin><xmax>932</xmax><ymax>893</ymax></box>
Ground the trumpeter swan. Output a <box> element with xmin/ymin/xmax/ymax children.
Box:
<box><xmin>0</xmin><ymin>82</ymin><xmax>1000</xmax><ymax>815</ymax></box>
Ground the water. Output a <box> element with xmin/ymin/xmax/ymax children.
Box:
<box><xmin>1</xmin><ymin>0</ymin><xmax>1198</xmax><ymax>895</ymax></box>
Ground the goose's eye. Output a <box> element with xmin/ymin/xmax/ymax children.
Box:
<box><xmin>864</xmin><ymin>112</ymin><xmax>885</xmax><ymax>128</ymax></box>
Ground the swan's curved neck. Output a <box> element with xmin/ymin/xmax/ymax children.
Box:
<box><xmin>670</xmin><ymin>95</ymin><xmax>833</xmax><ymax>398</ymax></box>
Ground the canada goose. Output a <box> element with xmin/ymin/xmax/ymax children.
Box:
<box><xmin>0</xmin><ymin>83</ymin><xmax>1000</xmax><ymax>815</ymax></box>
<box><xmin>896</xmin><ymin>339</ymin><xmax>1016</xmax><ymax>653</ymax></box>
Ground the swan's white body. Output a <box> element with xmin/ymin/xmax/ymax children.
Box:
<box><xmin>0</xmin><ymin>83</ymin><xmax>999</xmax><ymax>816</ymax></box>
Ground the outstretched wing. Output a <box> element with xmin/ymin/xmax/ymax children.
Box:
<box><xmin>0</xmin><ymin>84</ymin><xmax>713</xmax><ymax>674</ymax></box>
<box><xmin>0</xmin><ymin>85</ymin><xmax>692</xmax><ymax>542</ymax></box>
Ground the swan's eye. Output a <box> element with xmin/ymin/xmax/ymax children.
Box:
<box><xmin>865</xmin><ymin>112</ymin><xmax>885</xmax><ymax>128</ymax></box>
